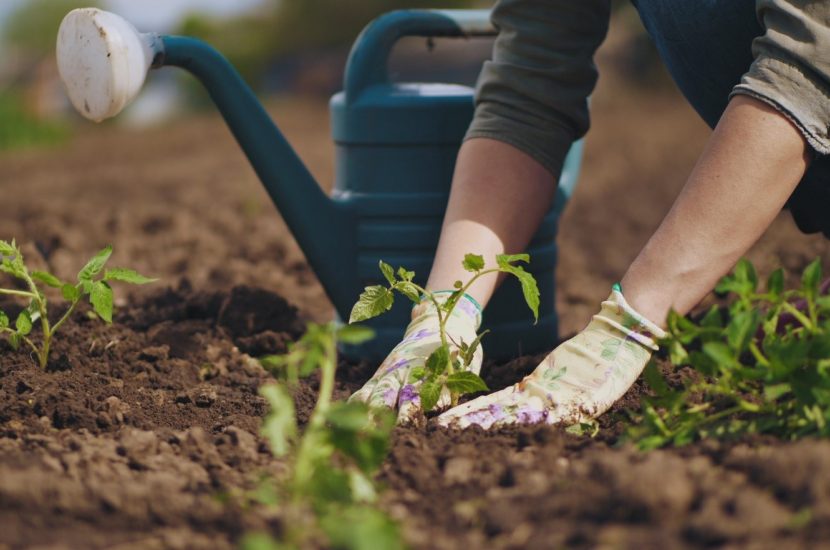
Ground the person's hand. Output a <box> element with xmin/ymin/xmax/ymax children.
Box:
<box><xmin>349</xmin><ymin>292</ymin><xmax>483</xmax><ymax>424</ymax></box>
<box><xmin>436</xmin><ymin>285</ymin><xmax>665</xmax><ymax>429</ymax></box>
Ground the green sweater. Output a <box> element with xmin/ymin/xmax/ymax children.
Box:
<box><xmin>466</xmin><ymin>0</ymin><xmax>830</xmax><ymax>177</ymax></box>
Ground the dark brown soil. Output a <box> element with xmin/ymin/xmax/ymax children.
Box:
<box><xmin>2</xmin><ymin>17</ymin><xmax>830</xmax><ymax>550</ymax></box>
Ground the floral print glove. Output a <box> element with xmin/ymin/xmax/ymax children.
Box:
<box><xmin>436</xmin><ymin>284</ymin><xmax>665</xmax><ymax>429</ymax></box>
<box><xmin>349</xmin><ymin>291</ymin><xmax>483</xmax><ymax>424</ymax></box>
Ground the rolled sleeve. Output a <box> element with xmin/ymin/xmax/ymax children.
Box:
<box><xmin>731</xmin><ymin>0</ymin><xmax>830</xmax><ymax>154</ymax></box>
<box><xmin>465</xmin><ymin>0</ymin><xmax>611</xmax><ymax>176</ymax></box>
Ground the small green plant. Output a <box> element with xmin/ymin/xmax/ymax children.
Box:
<box><xmin>243</xmin><ymin>323</ymin><xmax>402</xmax><ymax>550</ymax></box>
<box><xmin>0</xmin><ymin>240</ymin><xmax>156</xmax><ymax>368</ymax></box>
<box><xmin>349</xmin><ymin>253</ymin><xmax>539</xmax><ymax>412</ymax></box>
<box><xmin>628</xmin><ymin>258</ymin><xmax>830</xmax><ymax>449</ymax></box>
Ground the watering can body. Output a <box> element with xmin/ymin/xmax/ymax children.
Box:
<box><xmin>56</xmin><ymin>8</ymin><xmax>582</xmax><ymax>361</ymax></box>
<box><xmin>329</xmin><ymin>10</ymin><xmax>582</xmax><ymax>359</ymax></box>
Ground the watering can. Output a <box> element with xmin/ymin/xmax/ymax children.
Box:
<box><xmin>56</xmin><ymin>8</ymin><xmax>583</xmax><ymax>360</ymax></box>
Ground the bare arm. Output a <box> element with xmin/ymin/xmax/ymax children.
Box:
<box><xmin>621</xmin><ymin>95</ymin><xmax>810</xmax><ymax>325</ymax></box>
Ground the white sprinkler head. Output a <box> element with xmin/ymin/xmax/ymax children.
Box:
<box><xmin>57</xmin><ymin>8</ymin><xmax>159</xmax><ymax>122</ymax></box>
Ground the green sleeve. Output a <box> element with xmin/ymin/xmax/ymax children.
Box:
<box><xmin>731</xmin><ymin>0</ymin><xmax>830</xmax><ymax>155</ymax></box>
<box><xmin>465</xmin><ymin>0</ymin><xmax>611</xmax><ymax>177</ymax></box>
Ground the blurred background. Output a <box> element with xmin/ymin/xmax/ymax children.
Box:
<box><xmin>0</xmin><ymin>0</ymin><xmax>660</xmax><ymax>150</ymax></box>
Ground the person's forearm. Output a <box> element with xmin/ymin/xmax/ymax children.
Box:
<box><xmin>426</xmin><ymin>138</ymin><xmax>557</xmax><ymax>306</ymax></box>
<box><xmin>621</xmin><ymin>95</ymin><xmax>811</xmax><ymax>325</ymax></box>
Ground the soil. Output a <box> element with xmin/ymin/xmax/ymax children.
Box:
<box><xmin>2</xmin><ymin>18</ymin><xmax>830</xmax><ymax>550</ymax></box>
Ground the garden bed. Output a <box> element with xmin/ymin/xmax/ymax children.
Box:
<box><xmin>1</xmin><ymin>67</ymin><xmax>829</xmax><ymax>548</ymax></box>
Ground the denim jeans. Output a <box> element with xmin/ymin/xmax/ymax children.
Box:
<box><xmin>633</xmin><ymin>0</ymin><xmax>830</xmax><ymax>236</ymax></box>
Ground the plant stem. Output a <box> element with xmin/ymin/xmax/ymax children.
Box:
<box><xmin>0</xmin><ymin>326</ymin><xmax>39</xmax><ymax>358</ymax></box>
<box><xmin>0</xmin><ymin>288</ymin><xmax>36</xmax><ymax>299</ymax></box>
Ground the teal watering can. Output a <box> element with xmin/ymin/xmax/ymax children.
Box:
<box><xmin>56</xmin><ymin>8</ymin><xmax>583</xmax><ymax>360</ymax></box>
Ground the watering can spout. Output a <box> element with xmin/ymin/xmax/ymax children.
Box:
<box><xmin>56</xmin><ymin>8</ymin><xmax>355</xmax><ymax>316</ymax></box>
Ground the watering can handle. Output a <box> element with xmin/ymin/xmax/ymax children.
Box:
<box><xmin>344</xmin><ymin>9</ymin><xmax>496</xmax><ymax>100</ymax></box>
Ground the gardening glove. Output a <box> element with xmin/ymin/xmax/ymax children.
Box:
<box><xmin>437</xmin><ymin>284</ymin><xmax>666</xmax><ymax>429</ymax></box>
<box><xmin>349</xmin><ymin>291</ymin><xmax>483</xmax><ymax>424</ymax></box>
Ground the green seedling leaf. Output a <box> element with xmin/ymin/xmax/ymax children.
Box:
<box><xmin>393</xmin><ymin>281</ymin><xmax>420</xmax><ymax>303</ymax></box>
<box><xmin>61</xmin><ymin>284</ymin><xmax>80</xmax><ymax>302</ymax></box>
<box><xmin>419</xmin><ymin>380</ymin><xmax>442</xmax><ymax>412</ymax></box>
<box><xmin>396</xmin><ymin>267</ymin><xmax>415</xmax><ymax>282</ymax></box>
<box><xmin>462</xmin><ymin>253</ymin><xmax>485</xmax><ymax>273</ymax></box>
<box><xmin>0</xmin><ymin>310</ymin><xmax>8</xmax><ymax>329</ymax></box>
<box><xmin>802</xmin><ymin>258</ymin><xmax>822</xmax><ymax>300</ymax></box>
<box><xmin>319</xmin><ymin>505</ymin><xmax>403</xmax><ymax>550</ymax></box>
<box><xmin>496</xmin><ymin>258</ymin><xmax>539</xmax><ymax>322</ymax></box>
<box><xmin>8</xmin><ymin>332</ymin><xmax>20</xmax><ymax>350</ymax></box>
<box><xmin>702</xmin><ymin>341</ymin><xmax>735</xmax><ymax>369</ymax></box>
<box><xmin>349</xmin><ymin>285</ymin><xmax>394</xmax><ymax>323</ymax></box>
<box><xmin>408</xmin><ymin>366</ymin><xmax>426</xmax><ymax>382</ymax></box>
<box><xmin>90</xmin><ymin>280</ymin><xmax>114</xmax><ymax>323</ymax></box>
<box><xmin>259</xmin><ymin>383</ymin><xmax>296</xmax><ymax>457</ymax></box>
<box><xmin>643</xmin><ymin>361</ymin><xmax>670</xmax><ymax>396</ymax></box>
<box><xmin>103</xmin><ymin>268</ymin><xmax>157</xmax><ymax>285</ymax></box>
<box><xmin>767</xmin><ymin>268</ymin><xmax>784</xmax><ymax>297</ymax></box>
<box><xmin>0</xmin><ymin>240</ymin><xmax>14</xmax><ymax>256</ymax></box>
<box><xmin>445</xmin><ymin>371</ymin><xmax>489</xmax><ymax>394</ymax></box>
<box><xmin>31</xmin><ymin>270</ymin><xmax>62</xmax><ymax>288</ymax></box>
<box><xmin>327</xmin><ymin>401</ymin><xmax>393</xmax><ymax>473</ymax></box>
<box><xmin>496</xmin><ymin>253</ymin><xmax>530</xmax><ymax>267</ymax></box>
<box><xmin>78</xmin><ymin>245</ymin><xmax>113</xmax><ymax>282</ymax></box>
<box><xmin>239</xmin><ymin>532</ymin><xmax>285</xmax><ymax>550</ymax></box>
<box><xmin>337</xmin><ymin>324</ymin><xmax>375</xmax><ymax>345</ymax></box>
<box><xmin>425</xmin><ymin>344</ymin><xmax>449</xmax><ymax>377</ymax></box>
<box><xmin>379</xmin><ymin>261</ymin><xmax>396</xmax><ymax>286</ymax></box>
<box><xmin>460</xmin><ymin>330</ymin><xmax>489</xmax><ymax>367</ymax></box>
<box><xmin>15</xmin><ymin>310</ymin><xmax>32</xmax><ymax>336</ymax></box>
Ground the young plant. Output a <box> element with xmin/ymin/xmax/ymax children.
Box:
<box><xmin>0</xmin><ymin>240</ymin><xmax>156</xmax><ymax>368</ymax></box>
<box><xmin>243</xmin><ymin>323</ymin><xmax>402</xmax><ymax>550</ymax></box>
<box><xmin>349</xmin><ymin>253</ymin><xmax>539</xmax><ymax>412</ymax></box>
<box><xmin>628</xmin><ymin>257</ymin><xmax>830</xmax><ymax>449</ymax></box>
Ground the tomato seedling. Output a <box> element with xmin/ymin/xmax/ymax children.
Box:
<box><xmin>245</xmin><ymin>323</ymin><xmax>402</xmax><ymax>550</ymax></box>
<box><xmin>349</xmin><ymin>253</ymin><xmax>539</xmax><ymax>412</ymax></box>
<box><xmin>0</xmin><ymin>240</ymin><xmax>156</xmax><ymax>368</ymax></box>
<box><xmin>628</xmin><ymin>258</ymin><xmax>830</xmax><ymax>449</ymax></box>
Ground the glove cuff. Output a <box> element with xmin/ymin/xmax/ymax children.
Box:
<box><xmin>595</xmin><ymin>284</ymin><xmax>667</xmax><ymax>351</ymax></box>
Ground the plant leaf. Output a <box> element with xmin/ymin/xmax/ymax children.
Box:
<box><xmin>379</xmin><ymin>261</ymin><xmax>396</xmax><ymax>286</ymax></box>
<box><xmin>425</xmin><ymin>344</ymin><xmax>449</xmax><ymax>377</ymax></box>
<box><xmin>802</xmin><ymin>258</ymin><xmax>822</xmax><ymax>301</ymax></box>
<box><xmin>393</xmin><ymin>281</ymin><xmax>421</xmax><ymax>303</ymax></box>
<box><xmin>767</xmin><ymin>268</ymin><xmax>784</xmax><ymax>297</ymax></box>
<box><xmin>462</xmin><ymin>253</ymin><xmax>485</xmax><ymax>273</ymax></box>
<box><xmin>103</xmin><ymin>268</ymin><xmax>157</xmax><ymax>285</ymax></box>
<box><xmin>61</xmin><ymin>284</ymin><xmax>81</xmax><ymax>302</ymax></box>
<box><xmin>319</xmin><ymin>505</ymin><xmax>402</xmax><ymax>550</ymax></box>
<box><xmin>419</xmin><ymin>380</ymin><xmax>442</xmax><ymax>412</ymax></box>
<box><xmin>31</xmin><ymin>270</ymin><xmax>62</xmax><ymax>288</ymax></box>
<box><xmin>90</xmin><ymin>280</ymin><xmax>114</xmax><ymax>323</ymax></box>
<box><xmin>495</xmin><ymin>253</ymin><xmax>530</xmax><ymax>267</ymax></box>
<box><xmin>349</xmin><ymin>286</ymin><xmax>394</xmax><ymax>323</ymax></box>
<box><xmin>78</xmin><ymin>245</ymin><xmax>113</xmax><ymax>282</ymax></box>
<box><xmin>337</xmin><ymin>324</ymin><xmax>375</xmax><ymax>345</ymax></box>
<box><xmin>0</xmin><ymin>310</ymin><xmax>7</xmax><ymax>329</ymax></box>
<box><xmin>445</xmin><ymin>371</ymin><xmax>489</xmax><ymax>394</ymax></box>
<box><xmin>15</xmin><ymin>310</ymin><xmax>32</xmax><ymax>335</ymax></box>
<box><xmin>259</xmin><ymin>383</ymin><xmax>296</xmax><ymax>457</ymax></box>
<box><xmin>396</xmin><ymin>267</ymin><xmax>415</xmax><ymax>282</ymax></box>
<box><xmin>496</xmin><ymin>260</ymin><xmax>539</xmax><ymax>322</ymax></box>
<box><xmin>0</xmin><ymin>240</ymin><xmax>15</xmax><ymax>256</ymax></box>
